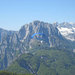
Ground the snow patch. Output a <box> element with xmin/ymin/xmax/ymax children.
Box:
<box><xmin>58</xmin><ymin>27</ymin><xmax>75</xmax><ymax>41</ymax></box>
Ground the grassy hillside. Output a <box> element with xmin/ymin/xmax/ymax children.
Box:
<box><xmin>6</xmin><ymin>49</ymin><xmax>75</xmax><ymax>75</ymax></box>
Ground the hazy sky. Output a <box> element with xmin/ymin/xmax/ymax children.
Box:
<box><xmin>0</xmin><ymin>0</ymin><xmax>75</xmax><ymax>30</ymax></box>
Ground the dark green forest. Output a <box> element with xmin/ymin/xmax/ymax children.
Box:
<box><xmin>0</xmin><ymin>71</ymin><xmax>33</xmax><ymax>75</ymax></box>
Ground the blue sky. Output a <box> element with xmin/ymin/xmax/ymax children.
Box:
<box><xmin>0</xmin><ymin>0</ymin><xmax>75</xmax><ymax>30</ymax></box>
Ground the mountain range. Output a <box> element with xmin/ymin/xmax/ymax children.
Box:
<box><xmin>0</xmin><ymin>21</ymin><xmax>75</xmax><ymax>75</ymax></box>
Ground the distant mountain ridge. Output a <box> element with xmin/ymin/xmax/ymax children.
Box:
<box><xmin>0</xmin><ymin>20</ymin><xmax>75</xmax><ymax>70</ymax></box>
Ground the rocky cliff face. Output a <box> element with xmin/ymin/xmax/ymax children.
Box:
<box><xmin>0</xmin><ymin>21</ymin><xmax>74</xmax><ymax>70</ymax></box>
<box><xmin>18</xmin><ymin>21</ymin><xmax>65</xmax><ymax>48</ymax></box>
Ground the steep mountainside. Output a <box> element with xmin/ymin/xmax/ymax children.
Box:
<box><xmin>0</xmin><ymin>28</ymin><xmax>24</xmax><ymax>69</ymax></box>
